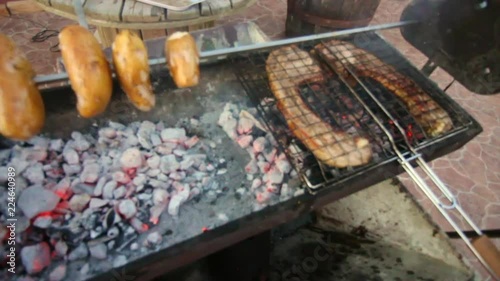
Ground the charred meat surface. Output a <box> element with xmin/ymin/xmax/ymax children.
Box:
<box><xmin>266</xmin><ymin>45</ymin><xmax>373</xmax><ymax>168</ymax></box>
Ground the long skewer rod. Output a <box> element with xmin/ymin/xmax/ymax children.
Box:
<box><xmin>34</xmin><ymin>21</ymin><xmax>417</xmax><ymax>85</ymax></box>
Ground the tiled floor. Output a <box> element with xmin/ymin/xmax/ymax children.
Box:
<box><xmin>1</xmin><ymin>0</ymin><xmax>498</xmax><ymax>279</ymax></box>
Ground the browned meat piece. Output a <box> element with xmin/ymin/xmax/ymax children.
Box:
<box><xmin>314</xmin><ymin>40</ymin><xmax>453</xmax><ymax>137</ymax></box>
<box><xmin>266</xmin><ymin>45</ymin><xmax>373</xmax><ymax>168</ymax></box>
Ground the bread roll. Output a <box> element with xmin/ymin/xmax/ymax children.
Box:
<box><xmin>165</xmin><ymin>32</ymin><xmax>200</xmax><ymax>88</ymax></box>
<box><xmin>59</xmin><ymin>25</ymin><xmax>113</xmax><ymax>118</ymax></box>
<box><xmin>0</xmin><ymin>33</ymin><xmax>45</xmax><ymax>141</ymax></box>
<box><xmin>112</xmin><ymin>30</ymin><xmax>155</xmax><ymax>111</ymax></box>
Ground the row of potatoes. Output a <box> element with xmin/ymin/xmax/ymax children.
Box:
<box><xmin>0</xmin><ymin>25</ymin><xmax>200</xmax><ymax>141</ymax></box>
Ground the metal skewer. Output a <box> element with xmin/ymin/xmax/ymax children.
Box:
<box><xmin>316</xmin><ymin>46</ymin><xmax>500</xmax><ymax>280</ymax></box>
<box><xmin>34</xmin><ymin>20</ymin><xmax>418</xmax><ymax>85</ymax></box>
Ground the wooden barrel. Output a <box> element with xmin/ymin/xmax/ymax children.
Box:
<box><xmin>286</xmin><ymin>0</ymin><xmax>382</xmax><ymax>37</ymax></box>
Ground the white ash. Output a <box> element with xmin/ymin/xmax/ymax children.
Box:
<box><xmin>89</xmin><ymin>243</ymin><xmax>107</xmax><ymax>260</ymax></box>
<box><xmin>20</xmin><ymin>242</ymin><xmax>51</xmax><ymax>274</ymax></box>
<box><xmin>113</xmin><ymin>255</ymin><xmax>128</xmax><ymax>268</ymax></box>
<box><xmin>218</xmin><ymin>103</ymin><xmax>296</xmax><ymax>207</ymax></box>
<box><xmin>33</xmin><ymin>216</ymin><xmax>52</xmax><ymax>228</ymax></box>
<box><xmin>48</xmin><ymin>264</ymin><xmax>67</xmax><ymax>281</ymax></box>
<box><xmin>17</xmin><ymin>185</ymin><xmax>60</xmax><ymax>219</ymax></box>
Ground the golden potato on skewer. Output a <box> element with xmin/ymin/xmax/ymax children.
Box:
<box><xmin>0</xmin><ymin>33</ymin><xmax>45</xmax><ymax>141</ymax></box>
<box><xmin>59</xmin><ymin>25</ymin><xmax>113</xmax><ymax>118</ymax></box>
<box><xmin>165</xmin><ymin>32</ymin><xmax>200</xmax><ymax>88</ymax></box>
<box><xmin>112</xmin><ymin>30</ymin><xmax>155</xmax><ymax>111</ymax></box>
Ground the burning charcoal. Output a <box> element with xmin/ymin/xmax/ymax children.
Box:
<box><xmin>275</xmin><ymin>154</ymin><xmax>292</xmax><ymax>174</ymax></box>
<box><xmin>147</xmin><ymin>169</ymin><xmax>160</xmax><ymax>177</ymax></box>
<box><xmin>49</xmin><ymin>139</ymin><xmax>64</xmax><ymax>152</ymax></box>
<box><xmin>189</xmin><ymin>187</ymin><xmax>201</xmax><ymax>200</ymax></box>
<box><xmin>102</xmin><ymin>181</ymin><xmax>118</xmax><ymax>199</ymax></box>
<box><xmin>180</xmin><ymin>158</ymin><xmax>195</xmax><ymax>170</ymax></box>
<box><xmin>216</xmin><ymin>169</ymin><xmax>227</xmax><ymax>175</ymax></box>
<box><xmin>206</xmin><ymin>164</ymin><xmax>215</xmax><ymax>172</ymax></box>
<box><xmin>149</xmin><ymin>179</ymin><xmax>167</xmax><ymax>189</ymax></box>
<box><xmin>251</xmin><ymin>178</ymin><xmax>262</xmax><ymax>190</ymax></box>
<box><xmin>68</xmin><ymin>244</ymin><xmax>88</xmax><ymax>261</ymax></box>
<box><xmin>99</xmin><ymin>128</ymin><xmax>117</xmax><ymax>139</ymax></box>
<box><xmin>23</xmin><ymin>163</ymin><xmax>45</xmax><ymax>184</ymax></box>
<box><xmin>257</xmin><ymin>161</ymin><xmax>271</xmax><ymax>174</ymax></box>
<box><xmin>80</xmin><ymin>263</ymin><xmax>90</xmax><ymax>276</ymax></box>
<box><xmin>22</xmin><ymin>147</ymin><xmax>48</xmax><ymax>162</ymax></box>
<box><xmin>18</xmin><ymin>185</ymin><xmax>59</xmax><ymax>219</ymax></box>
<box><xmin>123</xmin><ymin>134</ymin><xmax>139</xmax><ymax>147</ymax></box>
<box><xmin>266</xmin><ymin>167</ymin><xmax>284</xmax><ymax>185</ymax></box>
<box><xmin>94</xmin><ymin>177</ymin><xmax>107</xmax><ymax>197</ymax></box>
<box><xmin>89</xmin><ymin>243</ymin><xmax>107</xmax><ymax>260</ymax></box>
<box><xmin>255</xmin><ymin>191</ymin><xmax>271</xmax><ymax>204</ymax></box>
<box><xmin>253</xmin><ymin>137</ymin><xmax>267</xmax><ymax>153</ymax></box>
<box><xmin>217</xmin><ymin>213</ymin><xmax>229</xmax><ymax>223</ymax></box>
<box><xmin>137</xmin><ymin>193</ymin><xmax>152</xmax><ymax>201</ymax></box>
<box><xmin>244</xmin><ymin>159</ymin><xmax>258</xmax><ymax>175</ymax></box>
<box><xmin>146</xmin><ymin>232</ymin><xmax>162</xmax><ymax>246</ymax></box>
<box><xmin>266</xmin><ymin>184</ymin><xmax>279</xmax><ymax>193</ymax></box>
<box><xmin>113</xmin><ymin>186</ymin><xmax>126</xmax><ymax>199</ymax></box>
<box><xmin>184</xmin><ymin>154</ymin><xmax>207</xmax><ymax>168</ymax></box>
<box><xmin>69</xmin><ymin>194</ymin><xmax>91</xmax><ymax>212</ymax></box>
<box><xmin>72</xmin><ymin>183</ymin><xmax>94</xmax><ymax>195</ymax></box>
<box><xmin>161</xmin><ymin>128</ymin><xmax>186</xmax><ymax>142</ymax></box>
<box><xmin>160</xmin><ymin>155</ymin><xmax>180</xmax><ymax>173</ymax></box>
<box><xmin>63</xmin><ymin>164</ymin><xmax>81</xmax><ymax>176</ymax></box>
<box><xmin>113</xmin><ymin>171</ymin><xmax>131</xmax><ymax>184</ymax></box>
<box><xmin>113</xmin><ymin>255</ymin><xmax>128</xmax><ymax>268</ymax></box>
<box><xmin>157</xmin><ymin>173</ymin><xmax>169</xmax><ymax>182</ymax></box>
<box><xmin>33</xmin><ymin>216</ymin><xmax>52</xmax><ymax>228</ymax></box>
<box><xmin>21</xmin><ymin>242</ymin><xmax>51</xmax><ymax>274</ymax></box>
<box><xmin>132</xmin><ymin>173</ymin><xmax>147</xmax><ymax>186</ymax></box>
<box><xmin>264</xmin><ymin>148</ymin><xmax>277</xmax><ymax>163</ymax></box>
<box><xmin>49</xmin><ymin>264</ymin><xmax>67</xmax><ymax>281</ymax></box>
<box><xmin>237</xmin><ymin>135</ymin><xmax>253</xmax><ymax>149</ymax></box>
<box><xmin>147</xmin><ymin>155</ymin><xmax>160</xmax><ymax>169</ymax></box>
<box><xmin>55</xmin><ymin>240</ymin><xmax>68</xmax><ymax>257</ymax></box>
<box><xmin>80</xmin><ymin>163</ymin><xmax>100</xmax><ymax>183</ymax></box>
<box><xmin>130</xmin><ymin>217</ymin><xmax>148</xmax><ymax>233</ymax></box>
<box><xmin>217</xmin><ymin>110</ymin><xmax>233</xmax><ymax>127</ymax></box>
<box><xmin>107</xmin><ymin>227</ymin><xmax>120</xmax><ymax>238</ymax></box>
<box><xmin>120</xmin><ymin>148</ymin><xmax>143</xmax><ymax>170</ymax></box>
<box><xmin>149</xmin><ymin>204</ymin><xmax>167</xmax><ymax>225</ymax></box>
<box><xmin>118</xmin><ymin>199</ymin><xmax>137</xmax><ymax>219</ymax></box>
<box><xmin>173</xmin><ymin>149</ymin><xmax>187</xmax><ymax>157</ymax></box>
<box><xmin>138</xmin><ymin>133</ymin><xmax>152</xmax><ymax>149</ymax></box>
<box><xmin>130</xmin><ymin>243</ymin><xmax>139</xmax><ymax>250</ymax></box>
<box><xmin>167</xmin><ymin>194</ymin><xmax>183</xmax><ymax>216</ymax></box>
<box><xmin>169</xmin><ymin>171</ymin><xmax>185</xmax><ymax>181</ymax></box>
<box><xmin>150</xmin><ymin>133</ymin><xmax>162</xmax><ymax>147</ymax></box>
<box><xmin>237</xmin><ymin>117</ymin><xmax>254</xmax><ymax>135</ymax></box>
<box><xmin>153</xmin><ymin>189</ymin><xmax>169</xmax><ymax>205</ymax></box>
<box><xmin>222</xmin><ymin>119</ymin><xmax>238</xmax><ymax>140</ymax></box>
<box><xmin>184</xmin><ymin>136</ymin><xmax>199</xmax><ymax>149</ymax></box>
<box><xmin>71</xmin><ymin>132</ymin><xmax>90</xmax><ymax>151</ymax></box>
<box><xmin>63</xmin><ymin>148</ymin><xmax>79</xmax><ymax>165</ymax></box>
<box><xmin>10</xmin><ymin>158</ymin><xmax>29</xmax><ymax>174</ymax></box>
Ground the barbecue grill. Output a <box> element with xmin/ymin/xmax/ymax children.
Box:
<box><xmin>1</xmin><ymin>1</ymin><xmax>499</xmax><ymax>280</ymax></box>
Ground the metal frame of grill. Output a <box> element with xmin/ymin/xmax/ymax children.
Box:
<box><xmin>233</xmin><ymin>31</ymin><xmax>498</xmax><ymax>278</ymax></box>
<box><xmin>234</xmin><ymin>31</ymin><xmax>472</xmax><ymax>191</ymax></box>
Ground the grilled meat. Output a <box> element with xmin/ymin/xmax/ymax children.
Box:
<box><xmin>266</xmin><ymin>45</ymin><xmax>373</xmax><ymax>168</ymax></box>
<box><xmin>314</xmin><ymin>40</ymin><xmax>453</xmax><ymax>137</ymax></box>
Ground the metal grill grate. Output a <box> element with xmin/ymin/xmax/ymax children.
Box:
<box><xmin>232</xmin><ymin>32</ymin><xmax>472</xmax><ymax>190</ymax></box>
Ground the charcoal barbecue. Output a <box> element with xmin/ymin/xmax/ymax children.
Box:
<box><xmin>0</xmin><ymin>0</ymin><xmax>499</xmax><ymax>280</ymax></box>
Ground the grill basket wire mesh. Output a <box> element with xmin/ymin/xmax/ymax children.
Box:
<box><xmin>233</xmin><ymin>32</ymin><xmax>472</xmax><ymax>190</ymax></box>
